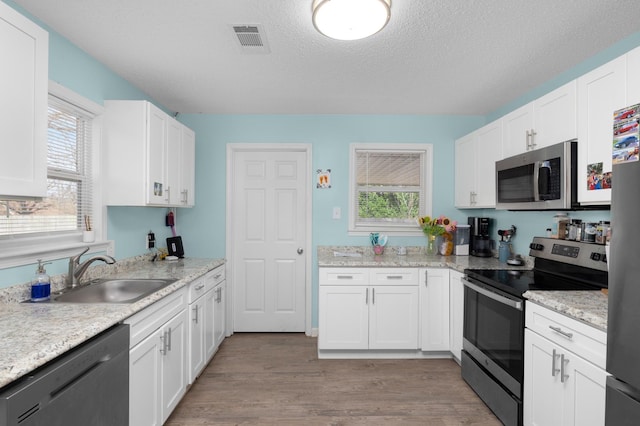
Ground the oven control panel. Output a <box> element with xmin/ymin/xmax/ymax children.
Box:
<box><xmin>529</xmin><ymin>237</ymin><xmax>608</xmax><ymax>271</ymax></box>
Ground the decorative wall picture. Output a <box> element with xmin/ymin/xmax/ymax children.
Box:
<box><xmin>613</xmin><ymin>104</ymin><xmax>640</xmax><ymax>165</ymax></box>
<box><xmin>587</xmin><ymin>162</ymin><xmax>611</xmax><ymax>190</ymax></box>
<box><xmin>316</xmin><ymin>169</ymin><xmax>331</xmax><ymax>188</ymax></box>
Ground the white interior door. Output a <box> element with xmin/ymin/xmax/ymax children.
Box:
<box><xmin>229</xmin><ymin>147</ymin><xmax>309</xmax><ymax>332</ymax></box>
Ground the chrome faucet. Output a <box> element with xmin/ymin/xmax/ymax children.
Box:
<box><xmin>67</xmin><ymin>247</ymin><xmax>116</xmax><ymax>288</ymax></box>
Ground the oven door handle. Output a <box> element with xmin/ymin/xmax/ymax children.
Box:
<box><xmin>462</xmin><ymin>278</ymin><xmax>523</xmax><ymax>311</ymax></box>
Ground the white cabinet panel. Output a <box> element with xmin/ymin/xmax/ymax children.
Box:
<box><xmin>0</xmin><ymin>3</ymin><xmax>48</xmax><ymax>198</ymax></box>
<box><xmin>161</xmin><ymin>310</ymin><xmax>188</xmax><ymax>424</ymax></box>
<box><xmin>449</xmin><ymin>270</ymin><xmax>464</xmax><ymax>362</ymax></box>
<box><xmin>369</xmin><ymin>286</ymin><xmax>419</xmax><ymax>350</ymax></box>
<box><xmin>502</xmin><ymin>103</ymin><xmax>534</xmax><ymax>158</ymax></box>
<box><xmin>419</xmin><ymin>268</ymin><xmax>450</xmax><ymax>351</ymax></box>
<box><xmin>318</xmin><ymin>285</ymin><xmax>369</xmax><ymax>350</ymax></box>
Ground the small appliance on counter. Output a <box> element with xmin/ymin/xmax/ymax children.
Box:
<box><xmin>469</xmin><ymin>217</ymin><xmax>492</xmax><ymax>257</ymax></box>
<box><xmin>454</xmin><ymin>224</ymin><xmax>470</xmax><ymax>255</ymax></box>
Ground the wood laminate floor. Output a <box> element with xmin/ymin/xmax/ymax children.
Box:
<box><xmin>166</xmin><ymin>333</ymin><xmax>501</xmax><ymax>425</ymax></box>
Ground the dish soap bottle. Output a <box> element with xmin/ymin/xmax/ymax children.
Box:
<box><xmin>31</xmin><ymin>259</ymin><xmax>51</xmax><ymax>302</ymax></box>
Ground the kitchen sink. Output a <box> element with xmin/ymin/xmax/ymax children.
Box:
<box><xmin>51</xmin><ymin>278</ymin><xmax>177</xmax><ymax>304</ymax></box>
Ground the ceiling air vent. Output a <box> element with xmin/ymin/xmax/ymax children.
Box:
<box><xmin>232</xmin><ymin>25</ymin><xmax>270</xmax><ymax>54</ymax></box>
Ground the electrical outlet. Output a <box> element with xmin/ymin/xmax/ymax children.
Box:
<box><xmin>147</xmin><ymin>231</ymin><xmax>155</xmax><ymax>249</ymax></box>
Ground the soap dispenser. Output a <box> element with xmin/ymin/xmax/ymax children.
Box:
<box><xmin>31</xmin><ymin>259</ymin><xmax>51</xmax><ymax>302</ymax></box>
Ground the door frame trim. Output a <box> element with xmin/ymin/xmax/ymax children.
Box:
<box><xmin>225</xmin><ymin>143</ymin><xmax>313</xmax><ymax>335</ymax></box>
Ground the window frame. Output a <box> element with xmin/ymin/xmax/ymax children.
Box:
<box><xmin>348</xmin><ymin>143</ymin><xmax>434</xmax><ymax>236</ymax></box>
<box><xmin>0</xmin><ymin>81</ymin><xmax>111</xmax><ymax>269</ymax></box>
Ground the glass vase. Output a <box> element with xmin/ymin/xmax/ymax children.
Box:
<box><xmin>426</xmin><ymin>235</ymin><xmax>438</xmax><ymax>256</ymax></box>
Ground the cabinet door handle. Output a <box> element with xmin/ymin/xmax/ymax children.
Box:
<box><xmin>386</xmin><ymin>275</ymin><xmax>403</xmax><ymax>280</ymax></box>
<box><xmin>167</xmin><ymin>327</ymin><xmax>172</xmax><ymax>352</ymax></box>
<box><xmin>214</xmin><ymin>273</ymin><xmax>222</xmax><ymax>279</ymax></box>
<box><xmin>165</xmin><ymin>186</ymin><xmax>171</xmax><ymax>203</ymax></box>
<box><xmin>193</xmin><ymin>305</ymin><xmax>199</xmax><ymax>323</ymax></box>
<box><xmin>372</xmin><ymin>288</ymin><xmax>375</xmax><ymax>304</ymax></box>
<box><xmin>337</xmin><ymin>275</ymin><xmax>354</xmax><ymax>279</ymax></box>
<box><xmin>560</xmin><ymin>354</ymin><xmax>569</xmax><ymax>383</ymax></box>
<box><xmin>195</xmin><ymin>284</ymin><xmax>205</xmax><ymax>291</ymax></box>
<box><xmin>530</xmin><ymin>128</ymin><xmax>537</xmax><ymax>149</ymax></box>
<box><xmin>365</xmin><ymin>288</ymin><xmax>369</xmax><ymax>305</ymax></box>
<box><xmin>551</xmin><ymin>349</ymin><xmax>560</xmax><ymax>377</ymax></box>
<box><xmin>549</xmin><ymin>325</ymin><xmax>573</xmax><ymax>340</ymax></box>
<box><xmin>424</xmin><ymin>270</ymin><xmax>428</xmax><ymax>287</ymax></box>
<box><xmin>160</xmin><ymin>331</ymin><xmax>167</xmax><ymax>355</ymax></box>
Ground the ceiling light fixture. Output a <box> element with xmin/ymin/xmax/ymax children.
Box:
<box><xmin>312</xmin><ymin>0</ymin><xmax>391</xmax><ymax>41</ymax></box>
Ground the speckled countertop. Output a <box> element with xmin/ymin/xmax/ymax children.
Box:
<box><xmin>0</xmin><ymin>256</ymin><xmax>223</xmax><ymax>389</ymax></box>
<box><xmin>319</xmin><ymin>245</ymin><xmax>608</xmax><ymax>332</ymax></box>
<box><xmin>524</xmin><ymin>290</ymin><xmax>608</xmax><ymax>331</ymax></box>
<box><xmin>318</xmin><ymin>246</ymin><xmax>533</xmax><ymax>272</ymax></box>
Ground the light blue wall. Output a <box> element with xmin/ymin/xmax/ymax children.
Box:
<box><xmin>0</xmin><ymin>1</ymin><xmax>634</xmax><ymax>327</ymax></box>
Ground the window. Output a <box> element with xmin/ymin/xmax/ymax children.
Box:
<box><xmin>0</xmin><ymin>95</ymin><xmax>93</xmax><ymax>236</ymax></box>
<box><xmin>0</xmin><ymin>82</ymin><xmax>108</xmax><ymax>269</ymax></box>
<box><xmin>349</xmin><ymin>144</ymin><xmax>433</xmax><ymax>235</ymax></box>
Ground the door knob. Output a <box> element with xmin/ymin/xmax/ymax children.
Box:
<box><xmin>297</xmin><ymin>248</ymin><xmax>304</xmax><ymax>254</ymax></box>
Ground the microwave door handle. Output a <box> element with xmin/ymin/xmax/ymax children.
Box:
<box><xmin>533</xmin><ymin>161</ymin><xmax>541</xmax><ymax>201</ymax></box>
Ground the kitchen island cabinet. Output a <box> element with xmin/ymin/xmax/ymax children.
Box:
<box><xmin>0</xmin><ymin>2</ymin><xmax>48</xmax><ymax>199</ymax></box>
<box><xmin>524</xmin><ymin>302</ymin><xmax>608</xmax><ymax>426</ymax></box>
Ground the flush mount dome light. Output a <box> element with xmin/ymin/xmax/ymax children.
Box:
<box><xmin>312</xmin><ymin>0</ymin><xmax>391</xmax><ymax>41</ymax></box>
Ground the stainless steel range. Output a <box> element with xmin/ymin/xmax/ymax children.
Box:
<box><xmin>461</xmin><ymin>237</ymin><xmax>608</xmax><ymax>426</ymax></box>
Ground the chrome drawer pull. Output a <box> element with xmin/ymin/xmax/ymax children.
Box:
<box><xmin>549</xmin><ymin>325</ymin><xmax>573</xmax><ymax>340</ymax></box>
<box><xmin>336</xmin><ymin>275</ymin><xmax>354</xmax><ymax>279</ymax></box>
<box><xmin>195</xmin><ymin>284</ymin><xmax>205</xmax><ymax>291</ymax></box>
<box><xmin>551</xmin><ymin>349</ymin><xmax>560</xmax><ymax>377</ymax></box>
<box><xmin>386</xmin><ymin>275</ymin><xmax>403</xmax><ymax>279</ymax></box>
<box><xmin>560</xmin><ymin>354</ymin><xmax>569</xmax><ymax>383</ymax></box>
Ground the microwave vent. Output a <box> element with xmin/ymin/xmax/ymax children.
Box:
<box><xmin>232</xmin><ymin>25</ymin><xmax>270</xmax><ymax>54</ymax></box>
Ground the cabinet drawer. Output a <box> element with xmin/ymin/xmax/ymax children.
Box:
<box><xmin>526</xmin><ymin>302</ymin><xmax>606</xmax><ymax>369</ymax></box>
<box><xmin>206</xmin><ymin>265</ymin><xmax>225</xmax><ymax>289</ymax></box>
<box><xmin>319</xmin><ymin>268</ymin><xmax>369</xmax><ymax>285</ymax></box>
<box><xmin>125</xmin><ymin>287</ymin><xmax>187</xmax><ymax>348</ymax></box>
<box><xmin>370</xmin><ymin>268</ymin><xmax>419</xmax><ymax>286</ymax></box>
<box><xmin>188</xmin><ymin>275</ymin><xmax>207</xmax><ymax>303</ymax></box>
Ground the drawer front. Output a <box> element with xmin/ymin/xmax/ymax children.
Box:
<box><xmin>208</xmin><ymin>265</ymin><xmax>225</xmax><ymax>287</ymax></box>
<box><xmin>526</xmin><ymin>302</ymin><xmax>606</xmax><ymax>369</ymax></box>
<box><xmin>370</xmin><ymin>268</ymin><xmax>419</xmax><ymax>286</ymax></box>
<box><xmin>188</xmin><ymin>275</ymin><xmax>207</xmax><ymax>303</ymax></box>
<box><xmin>125</xmin><ymin>287</ymin><xmax>186</xmax><ymax>348</ymax></box>
<box><xmin>319</xmin><ymin>268</ymin><xmax>369</xmax><ymax>285</ymax></box>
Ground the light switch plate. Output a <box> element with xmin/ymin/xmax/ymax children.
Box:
<box><xmin>332</xmin><ymin>207</ymin><xmax>341</xmax><ymax>219</ymax></box>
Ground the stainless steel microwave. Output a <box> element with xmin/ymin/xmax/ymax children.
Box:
<box><xmin>495</xmin><ymin>140</ymin><xmax>577</xmax><ymax>210</ymax></box>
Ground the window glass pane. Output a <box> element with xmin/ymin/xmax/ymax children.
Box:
<box><xmin>48</xmin><ymin>106</ymin><xmax>79</xmax><ymax>173</ymax></box>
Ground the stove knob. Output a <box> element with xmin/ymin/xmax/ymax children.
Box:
<box><xmin>529</xmin><ymin>243</ymin><xmax>544</xmax><ymax>251</ymax></box>
<box><xmin>602</xmin><ymin>254</ymin><xmax>607</xmax><ymax>263</ymax></box>
<box><xmin>590</xmin><ymin>252</ymin><xmax>601</xmax><ymax>261</ymax></box>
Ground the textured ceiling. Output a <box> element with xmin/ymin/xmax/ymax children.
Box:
<box><xmin>11</xmin><ymin>0</ymin><xmax>640</xmax><ymax>115</ymax></box>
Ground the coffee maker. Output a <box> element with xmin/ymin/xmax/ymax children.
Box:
<box><xmin>469</xmin><ymin>217</ymin><xmax>492</xmax><ymax>257</ymax></box>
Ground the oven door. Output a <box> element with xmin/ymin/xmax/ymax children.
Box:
<box><xmin>463</xmin><ymin>277</ymin><xmax>524</xmax><ymax>397</ymax></box>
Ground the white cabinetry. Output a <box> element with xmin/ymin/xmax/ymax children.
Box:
<box><xmin>502</xmin><ymin>81</ymin><xmax>577</xmax><ymax>158</ymax></box>
<box><xmin>628</xmin><ymin>46</ymin><xmax>640</xmax><ymax>104</ymax></box>
<box><xmin>577</xmin><ymin>56</ymin><xmax>626</xmax><ymax>205</ymax></box>
<box><xmin>455</xmin><ymin>119</ymin><xmax>502</xmax><ymax>208</ymax></box>
<box><xmin>187</xmin><ymin>275</ymin><xmax>207</xmax><ymax>383</ymax></box>
<box><xmin>524</xmin><ymin>302</ymin><xmax>608</xmax><ymax>426</ymax></box>
<box><xmin>205</xmin><ymin>266</ymin><xmax>226</xmax><ymax>360</ymax></box>
<box><xmin>318</xmin><ymin>268</ymin><xmax>419</xmax><ymax>351</ymax></box>
<box><xmin>103</xmin><ymin>100</ymin><xmax>196</xmax><ymax>207</ymax></box>
<box><xmin>0</xmin><ymin>3</ymin><xmax>48</xmax><ymax>198</ymax></box>
<box><xmin>419</xmin><ymin>268</ymin><xmax>450</xmax><ymax>351</ymax></box>
<box><xmin>126</xmin><ymin>288</ymin><xmax>188</xmax><ymax>426</ymax></box>
<box><xmin>448</xmin><ymin>270</ymin><xmax>464</xmax><ymax>362</ymax></box>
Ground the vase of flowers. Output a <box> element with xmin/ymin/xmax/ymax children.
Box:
<box><xmin>418</xmin><ymin>215</ymin><xmax>457</xmax><ymax>256</ymax></box>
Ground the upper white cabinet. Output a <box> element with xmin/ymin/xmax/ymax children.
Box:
<box><xmin>455</xmin><ymin>119</ymin><xmax>502</xmax><ymax>208</ymax></box>
<box><xmin>502</xmin><ymin>81</ymin><xmax>577</xmax><ymax>158</ymax></box>
<box><xmin>577</xmin><ymin>56</ymin><xmax>626</xmax><ymax>205</ymax></box>
<box><xmin>103</xmin><ymin>100</ymin><xmax>196</xmax><ymax>207</ymax></box>
<box><xmin>0</xmin><ymin>3</ymin><xmax>48</xmax><ymax>198</ymax></box>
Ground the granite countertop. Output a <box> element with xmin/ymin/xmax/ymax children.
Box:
<box><xmin>0</xmin><ymin>257</ymin><xmax>224</xmax><ymax>389</ymax></box>
<box><xmin>524</xmin><ymin>290</ymin><xmax>608</xmax><ymax>332</ymax></box>
<box><xmin>318</xmin><ymin>246</ymin><xmax>533</xmax><ymax>272</ymax></box>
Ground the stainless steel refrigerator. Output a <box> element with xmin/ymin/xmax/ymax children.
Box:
<box><xmin>606</xmin><ymin>105</ymin><xmax>640</xmax><ymax>424</ymax></box>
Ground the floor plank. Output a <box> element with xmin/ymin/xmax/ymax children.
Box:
<box><xmin>166</xmin><ymin>333</ymin><xmax>501</xmax><ymax>425</ymax></box>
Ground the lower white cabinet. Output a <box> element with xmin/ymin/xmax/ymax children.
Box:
<box><xmin>524</xmin><ymin>302</ymin><xmax>608</xmax><ymax>426</ymax></box>
<box><xmin>189</xmin><ymin>265</ymin><xmax>226</xmax><ymax>383</ymax></box>
<box><xmin>318</xmin><ymin>268</ymin><xmax>419</xmax><ymax>351</ymax></box>
<box><xmin>126</xmin><ymin>288</ymin><xmax>188</xmax><ymax>426</ymax></box>
<box><xmin>448</xmin><ymin>270</ymin><xmax>464</xmax><ymax>362</ymax></box>
<box><xmin>419</xmin><ymin>268</ymin><xmax>450</xmax><ymax>351</ymax></box>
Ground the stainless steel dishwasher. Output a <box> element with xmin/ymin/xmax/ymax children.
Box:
<box><xmin>0</xmin><ymin>324</ymin><xmax>129</xmax><ymax>426</ymax></box>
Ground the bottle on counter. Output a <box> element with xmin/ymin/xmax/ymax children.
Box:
<box><xmin>31</xmin><ymin>259</ymin><xmax>51</xmax><ymax>302</ymax></box>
